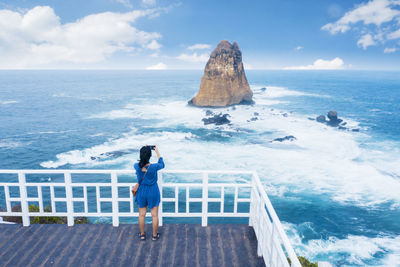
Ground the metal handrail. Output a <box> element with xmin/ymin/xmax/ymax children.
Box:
<box><xmin>0</xmin><ymin>169</ymin><xmax>301</xmax><ymax>267</ymax></box>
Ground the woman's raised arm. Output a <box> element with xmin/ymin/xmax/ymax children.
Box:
<box><xmin>154</xmin><ymin>146</ymin><xmax>161</xmax><ymax>160</ymax></box>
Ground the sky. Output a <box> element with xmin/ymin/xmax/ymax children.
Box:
<box><xmin>0</xmin><ymin>0</ymin><xmax>399</xmax><ymax>70</ymax></box>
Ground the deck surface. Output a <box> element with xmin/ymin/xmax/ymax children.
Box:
<box><xmin>0</xmin><ymin>224</ymin><xmax>265</xmax><ymax>267</ymax></box>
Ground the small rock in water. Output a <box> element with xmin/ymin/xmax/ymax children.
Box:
<box><xmin>282</xmin><ymin>113</ymin><xmax>288</xmax><ymax>117</ymax></box>
<box><xmin>327</xmin><ymin>110</ymin><xmax>338</xmax><ymax>121</ymax></box>
<box><xmin>254</xmin><ymin>112</ymin><xmax>259</xmax><ymax>116</ymax></box>
<box><xmin>250</xmin><ymin>117</ymin><xmax>258</xmax><ymax>121</ymax></box>
<box><xmin>316</xmin><ymin>115</ymin><xmax>326</xmax><ymax>123</ymax></box>
<box><xmin>326</xmin><ymin>110</ymin><xmax>343</xmax><ymax>126</ymax></box>
<box><xmin>352</xmin><ymin>128</ymin><xmax>360</xmax><ymax>132</ymax></box>
<box><xmin>260</xmin><ymin>87</ymin><xmax>266</xmax><ymax>91</ymax></box>
<box><xmin>308</xmin><ymin>117</ymin><xmax>315</xmax><ymax>121</ymax></box>
<box><xmin>272</xmin><ymin>135</ymin><xmax>296</xmax><ymax>142</ymax></box>
<box><xmin>205</xmin><ymin>110</ymin><xmax>214</xmax><ymax>116</ymax></box>
<box><xmin>338</xmin><ymin>126</ymin><xmax>347</xmax><ymax>130</ymax></box>
<box><xmin>202</xmin><ymin>113</ymin><xmax>231</xmax><ymax>125</ymax></box>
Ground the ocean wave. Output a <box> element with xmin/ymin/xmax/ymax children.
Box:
<box><xmin>40</xmin><ymin>131</ymin><xmax>196</xmax><ymax>168</ymax></box>
<box><xmin>52</xmin><ymin>92</ymin><xmax>104</xmax><ymax>101</ymax></box>
<box><xmin>79</xmin><ymin>95</ymin><xmax>400</xmax><ymax>207</ymax></box>
<box><xmin>0</xmin><ymin>100</ymin><xmax>19</xmax><ymax>105</ymax></box>
<box><xmin>0</xmin><ymin>141</ymin><xmax>24</xmax><ymax>148</ymax></box>
<box><xmin>283</xmin><ymin>222</ymin><xmax>400</xmax><ymax>266</ymax></box>
<box><xmin>252</xmin><ymin>86</ymin><xmax>331</xmax><ymax>98</ymax></box>
<box><xmin>89</xmin><ymin>101</ymin><xmax>205</xmax><ymax>127</ymax></box>
<box><xmin>5</xmin><ymin>130</ymin><xmax>77</xmax><ymax>138</ymax></box>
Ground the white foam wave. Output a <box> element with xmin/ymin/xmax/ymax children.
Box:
<box><xmin>0</xmin><ymin>141</ymin><xmax>23</xmax><ymax>148</ymax></box>
<box><xmin>89</xmin><ymin>133</ymin><xmax>105</xmax><ymax>137</ymax></box>
<box><xmin>283</xmin><ymin>222</ymin><xmax>400</xmax><ymax>266</ymax></box>
<box><xmin>50</xmin><ymin>88</ymin><xmax>400</xmax><ymax>208</ymax></box>
<box><xmin>37</xmin><ymin>130</ymin><xmax>77</xmax><ymax>135</ymax></box>
<box><xmin>90</xmin><ymin>101</ymin><xmax>206</xmax><ymax>127</ymax></box>
<box><xmin>0</xmin><ymin>100</ymin><xmax>18</xmax><ymax>105</ymax></box>
<box><xmin>40</xmin><ymin>131</ymin><xmax>195</xmax><ymax>168</ymax></box>
<box><xmin>252</xmin><ymin>86</ymin><xmax>330</xmax><ymax>98</ymax></box>
<box><xmin>52</xmin><ymin>92</ymin><xmax>104</xmax><ymax>101</ymax></box>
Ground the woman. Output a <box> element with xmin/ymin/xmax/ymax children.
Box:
<box><xmin>134</xmin><ymin>145</ymin><xmax>164</xmax><ymax>241</ymax></box>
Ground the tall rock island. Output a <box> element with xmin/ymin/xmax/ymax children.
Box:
<box><xmin>189</xmin><ymin>40</ymin><xmax>253</xmax><ymax>107</ymax></box>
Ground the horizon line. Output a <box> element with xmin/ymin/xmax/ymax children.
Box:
<box><xmin>0</xmin><ymin>68</ymin><xmax>399</xmax><ymax>72</ymax></box>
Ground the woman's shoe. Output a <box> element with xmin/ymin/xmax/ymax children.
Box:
<box><xmin>152</xmin><ymin>233</ymin><xmax>160</xmax><ymax>241</ymax></box>
<box><xmin>137</xmin><ymin>232</ymin><xmax>146</xmax><ymax>241</ymax></box>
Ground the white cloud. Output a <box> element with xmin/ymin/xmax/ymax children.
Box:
<box><xmin>142</xmin><ymin>0</ymin><xmax>156</xmax><ymax>6</ymax></box>
<box><xmin>357</xmin><ymin>34</ymin><xmax>377</xmax><ymax>49</ymax></box>
<box><xmin>322</xmin><ymin>0</ymin><xmax>400</xmax><ymax>34</ymax></box>
<box><xmin>177</xmin><ymin>52</ymin><xmax>209</xmax><ymax>63</ymax></box>
<box><xmin>146</xmin><ymin>39</ymin><xmax>161</xmax><ymax>50</ymax></box>
<box><xmin>388</xmin><ymin>28</ymin><xmax>400</xmax><ymax>39</ymax></box>
<box><xmin>0</xmin><ymin>6</ymin><xmax>162</xmax><ymax>68</ymax></box>
<box><xmin>284</xmin><ymin>57</ymin><xmax>345</xmax><ymax>70</ymax></box>
<box><xmin>115</xmin><ymin>0</ymin><xmax>133</xmax><ymax>8</ymax></box>
<box><xmin>146</xmin><ymin>62</ymin><xmax>166</xmax><ymax>70</ymax></box>
<box><xmin>150</xmin><ymin>52</ymin><xmax>159</xmax><ymax>57</ymax></box>
<box><xmin>384</xmin><ymin>47</ymin><xmax>397</xmax><ymax>52</ymax></box>
<box><xmin>295</xmin><ymin>46</ymin><xmax>304</xmax><ymax>51</ymax></box>
<box><xmin>322</xmin><ymin>0</ymin><xmax>400</xmax><ymax>49</ymax></box>
<box><xmin>187</xmin><ymin>44</ymin><xmax>211</xmax><ymax>50</ymax></box>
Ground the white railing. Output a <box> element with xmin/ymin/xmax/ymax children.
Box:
<box><xmin>0</xmin><ymin>169</ymin><xmax>301</xmax><ymax>267</ymax></box>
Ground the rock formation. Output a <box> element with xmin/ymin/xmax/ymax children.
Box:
<box><xmin>189</xmin><ymin>40</ymin><xmax>253</xmax><ymax>107</ymax></box>
<box><xmin>272</xmin><ymin>135</ymin><xmax>296</xmax><ymax>142</ymax></box>
<box><xmin>202</xmin><ymin>113</ymin><xmax>231</xmax><ymax>125</ymax></box>
<box><xmin>316</xmin><ymin>110</ymin><xmax>347</xmax><ymax>128</ymax></box>
<box><xmin>326</xmin><ymin>111</ymin><xmax>343</xmax><ymax>126</ymax></box>
<box><xmin>316</xmin><ymin>115</ymin><xmax>326</xmax><ymax>123</ymax></box>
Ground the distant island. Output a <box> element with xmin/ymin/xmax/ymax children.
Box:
<box><xmin>189</xmin><ymin>40</ymin><xmax>253</xmax><ymax>107</ymax></box>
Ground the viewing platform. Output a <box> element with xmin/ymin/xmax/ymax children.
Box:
<box><xmin>0</xmin><ymin>169</ymin><xmax>316</xmax><ymax>267</ymax></box>
<box><xmin>0</xmin><ymin>223</ymin><xmax>264</xmax><ymax>266</ymax></box>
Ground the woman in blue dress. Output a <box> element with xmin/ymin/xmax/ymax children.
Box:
<box><xmin>134</xmin><ymin>145</ymin><xmax>164</xmax><ymax>241</ymax></box>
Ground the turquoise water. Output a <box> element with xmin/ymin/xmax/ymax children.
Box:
<box><xmin>1</xmin><ymin>70</ymin><xmax>400</xmax><ymax>266</ymax></box>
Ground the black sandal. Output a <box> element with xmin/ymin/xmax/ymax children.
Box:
<box><xmin>137</xmin><ymin>232</ymin><xmax>146</xmax><ymax>241</ymax></box>
<box><xmin>152</xmin><ymin>233</ymin><xmax>160</xmax><ymax>241</ymax></box>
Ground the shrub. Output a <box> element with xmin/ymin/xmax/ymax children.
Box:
<box><xmin>288</xmin><ymin>256</ymin><xmax>318</xmax><ymax>267</ymax></box>
<box><xmin>0</xmin><ymin>204</ymin><xmax>88</xmax><ymax>224</ymax></box>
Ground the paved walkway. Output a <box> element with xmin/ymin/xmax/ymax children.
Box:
<box><xmin>0</xmin><ymin>224</ymin><xmax>265</xmax><ymax>267</ymax></box>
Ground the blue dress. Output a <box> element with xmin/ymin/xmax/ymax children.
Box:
<box><xmin>134</xmin><ymin>157</ymin><xmax>165</xmax><ymax>209</ymax></box>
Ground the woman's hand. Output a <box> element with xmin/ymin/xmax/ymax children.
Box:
<box><xmin>154</xmin><ymin>145</ymin><xmax>161</xmax><ymax>159</ymax></box>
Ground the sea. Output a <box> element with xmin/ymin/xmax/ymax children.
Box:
<box><xmin>0</xmin><ymin>70</ymin><xmax>400</xmax><ymax>266</ymax></box>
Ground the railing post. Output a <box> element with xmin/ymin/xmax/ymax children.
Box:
<box><xmin>158</xmin><ymin>172</ymin><xmax>163</xmax><ymax>226</ymax></box>
<box><xmin>249</xmin><ymin>172</ymin><xmax>255</xmax><ymax>227</ymax></box>
<box><xmin>111</xmin><ymin>172</ymin><xmax>119</xmax><ymax>227</ymax></box>
<box><xmin>64</xmin><ymin>172</ymin><xmax>74</xmax><ymax>226</ymax></box>
<box><xmin>18</xmin><ymin>172</ymin><xmax>30</xmax><ymax>226</ymax></box>
<box><xmin>201</xmin><ymin>172</ymin><xmax>208</xmax><ymax>227</ymax></box>
<box><xmin>257</xmin><ymin>199</ymin><xmax>263</xmax><ymax>257</ymax></box>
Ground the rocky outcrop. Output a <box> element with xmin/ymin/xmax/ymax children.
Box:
<box><xmin>315</xmin><ymin>110</ymin><xmax>361</xmax><ymax>131</ymax></box>
<box><xmin>272</xmin><ymin>135</ymin><xmax>296</xmax><ymax>142</ymax></box>
<box><xmin>316</xmin><ymin>115</ymin><xmax>326</xmax><ymax>123</ymax></box>
<box><xmin>326</xmin><ymin>110</ymin><xmax>343</xmax><ymax>126</ymax></box>
<box><xmin>316</xmin><ymin>111</ymin><xmax>343</xmax><ymax>126</ymax></box>
<box><xmin>189</xmin><ymin>40</ymin><xmax>253</xmax><ymax>107</ymax></box>
<box><xmin>202</xmin><ymin>113</ymin><xmax>231</xmax><ymax>125</ymax></box>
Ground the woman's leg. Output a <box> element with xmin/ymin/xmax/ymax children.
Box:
<box><xmin>139</xmin><ymin>207</ymin><xmax>147</xmax><ymax>235</ymax></box>
<box><xmin>150</xmin><ymin>206</ymin><xmax>159</xmax><ymax>237</ymax></box>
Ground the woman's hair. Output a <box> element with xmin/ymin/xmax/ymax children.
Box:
<box><xmin>139</xmin><ymin>146</ymin><xmax>152</xmax><ymax>168</ymax></box>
